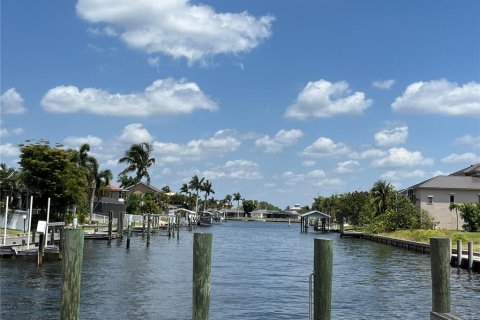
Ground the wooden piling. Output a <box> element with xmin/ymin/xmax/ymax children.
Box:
<box><xmin>313</xmin><ymin>238</ymin><xmax>333</xmax><ymax>320</ymax></box>
<box><xmin>108</xmin><ymin>212</ymin><xmax>113</xmax><ymax>242</ymax></box>
<box><xmin>193</xmin><ymin>233</ymin><xmax>212</xmax><ymax>320</ymax></box>
<box><xmin>58</xmin><ymin>227</ymin><xmax>64</xmax><ymax>260</ymax></box>
<box><xmin>467</xmin><ymin>241</ymin><xmax>473</xmax><ymax>269</ymax></box>
<box><xmin>146</xmin><ymin>213</ymin><xmax>151</xmax><ymax>247</ymax></box>
<box><xmin>456</xmin><ymin>240</ymin><xmax>462</xmax><ymax>267</ymax></box>
<box><xmin>117</xmin><ymin>211</ymin><xmax>123</xmax><ymax>238</ymax></box>
<box><xmin>142</xmin><ymin>214</ymin><xmax>146</xmax><ymax>238</ymax></box>
<box><xmin>60</xmin><ymin>228</ymin><xmax>85</xmax><ymax>320</ymax></box>
<box><xmin>37</xmin><ymin>233</ymin><xmax>44</xmax><ymax>266</ymax></box>
<box><xmin>177</xmin><ymin>213</ymin><xmax>180</xmax><ymax>240</ymax></box>
<box><xmin>430</xmin><ymin>238</ymin><xmax>451</xmax><ymax>314</ymax></box>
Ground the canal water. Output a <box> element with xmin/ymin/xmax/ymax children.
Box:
<box><xmin>1</xmin><ymin>221</ymin><xmax>479</xmax><ymax>319</ymax></box>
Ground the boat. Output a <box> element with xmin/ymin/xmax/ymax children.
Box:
<box><xmin>198</xmin><ymin>212</ymin><xmax>213</xmax><ymax>227</ymax></box>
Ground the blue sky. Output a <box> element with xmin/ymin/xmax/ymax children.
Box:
<box><xmin>1</xmin><ymin>0</ymin><xmax>479</xmax><ymax>209</ymax></box>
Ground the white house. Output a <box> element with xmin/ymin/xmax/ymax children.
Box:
<box><xmin>402</xmin><ymin>164</ymin><xmax>480</xmax><ymax>230</ymax></box>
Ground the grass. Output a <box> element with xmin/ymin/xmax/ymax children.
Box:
<box><xmin>380</xmin><ymin>229</ymin><xmax>480</xmax><ymax>252</ymax></box>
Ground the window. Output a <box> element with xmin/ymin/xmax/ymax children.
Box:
<box><xmin>428</xmin><ymin>195</ymin><xmax>433</xmax><ymax>205</ymax></box>
<box><xmin>450</xmin><ymin>194</ymin><xmax>455</xmax><ymax>203</ymax></box>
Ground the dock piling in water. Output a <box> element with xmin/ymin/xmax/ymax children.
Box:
<box><xmin>468</xmin><ymin>241</ymin><xmax>473</xmax><ymax>269</ymax></box>
<box><xmin>147</xmin><ymin>213</ymin><xmax>151</xmax><ymax>247</ymax></box>
<box><xmin>456</xmin><ymin>240</ymin><xmax>462</xmax><ymax>267</ymax></box>
<box><xmin>430</xmin><ymin>238</ymin><xmax>451</xmax><ymax>314</ymax></box>
<box><xmin>193</xmin><ymin>233</ymin><xmax>212</xmax><ymax>320</ymax></box>
<box><xmin>313</xmin><ymin>238</ymin><xmax>333</xmax><ymax>320</ymax></box>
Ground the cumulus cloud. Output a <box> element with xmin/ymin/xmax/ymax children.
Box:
<box><xmin>63</xmin><ymin>134</ymin><xmax>103</xmax><ymax>147</ymax></box>
<box><xmin>381</xmin><ymin>169</ymin><xmax>426</xmax><ymax>181</ymax></box>
<box><xmin>76</xmin><ymin>0</ymin><xmax>274</xmax><ymax>64</ymax></box>
<box><xmin>306</xmin><ymin>170</ymin><xmax>326</xmax><ymax>178</ymax></box>
<box><xmin>372</xmin><ymin>147</ymin><xmax>433</xmax><ymax>168</ymax></box>
<box><xmin>154</xmin><ymin>129</ymin><xmax>240</xmax><ymax>162</ymax></box>
<box><xmin>335</xmin><ymin>160</ymin><xmax>360</xmax><ymax>174</ymax></box>
<box><xmin>0</xmin><ymin>143</ymin><xmax>18</xmax><ymax>157</ymax></box>
<box><xmin>41</xmin><ymin>78</ymin><xmax>217</xmax><ymax>117</ymax></box>
<box><xmin>316</xmin><ymin>178</ymin><xmax>344</xmax><ymax>187</ymax></box>
<box><xmin>350</xmin><ymin>148</ymin><xmax>386</xmax><ymax>159</ymax></box>
<box><xmin>302</xmin><ymin>137</ymin><xmax>350</xmax><ymax>158</ymax></box>
<box><xmin>441</xmin><ymin>153</ymin><xmax>480</xmax><ymax>164</ymax></box>
<box><xmin>302</xmin><ymin>160</ymin><xmax>316</xmax><ymax>167</ymax></box>
<box><xmin>392</xmin><ymin>79</ymin><xmax>480</xmax><ymax>117</ymax></box>
<box><xmin>0</xmin><ymin>127</ymin><xmax>24</xmax><ymax>138</ymax></box>
<box><xmin>454</xmin><ymin>135</ymin><xmax>480</xmax><ymax>148</ymax></box>
<box><xmin>255</xmin><ymin>129</ymin><xmax>303</xmax><ymax>153</ymax></box>
<box><xmin>1</xmin><ymin>88</ymin><xmax>27</xmax><ymax>114</ymax></box>
<box><xmin>203</xmin><ymin>159</ymin><xmax>262</xmax><ymax>180</ymax></box>
<box><xmin>119</xmin><ymin>123</ymin><xmax>153</xmax><ymax>144</ymax></box>
<box><xmin>285</xmin><ymin>79</ymin><xmax>372</xmax><ymax>120</ymax></box>
<box><xmin>374</xmin><ymin>126</ymin><xmax>408</xmax><ymax>147</ymax></box>
<box><xmin>372</xmin><ymin>79</ymin><xmax>395</xmax><ymax>90</ymax></box>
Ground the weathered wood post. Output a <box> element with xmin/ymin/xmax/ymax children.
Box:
<box><xmin>193</xmin><ymin>233</ymin><xmax>212</xmax><ymax>320</ymax></box>
<box><xmin>430</xmin><ymin>238</ymin><xmax>451</xmax><ymax>314</ymax></box>
<box><xmin>58</xmin><ymin>227</ymin><xmax>64</xmax><ymax>260</ymax></box>
<box><xmin>108</xmin><ymin>211</ymin><xmax>113</xmax><ymax>242</ymax></box>
<box><xmin>177</xmin><ymin>212</ymin><xmax>180</xmax><ymax>240</ymax></box>
<box><xmin>467</xmin><ymin>241</ymin><xmax>473</xmax><ymax>269</ymax></box>
<box><xmin>37</xmin><ymin>233</ymin><xmax>44</xmax><ymax>266</ymax></box>
<box><xmin>60</xmin><ymin>228</ymin><xmax>85</xmax><ymax>320</ymax></box>
<box><xmin>313</xmin><ymin>238</ymin><xmax>333</xmax><ymax>320</ymax></box>
<box><xmin>117</xmin><ymin>211</ymin><xmax>123</xmax><ymax>238</ymax></box>
<box><xmin>142</xmin><ymin>214</ymin><xmax>146</xmax><ymax>238</ymax></box>
<box><xmin>168</xmin><ymin>216</ymin><xmax>171</xmax><ymax>238</ymax></box>
<box><xmin>456</xmin><ymin>240</ymin><xmax>462</xmax><ymax>267</ymax></box>
<box><xmin>146</xmin><ymin>213</ymin><xmax>151</xmax><ymax>247</ymax></box>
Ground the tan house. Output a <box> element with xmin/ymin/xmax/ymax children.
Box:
<box><xmin>403</xmin><ymin>164</ymin><xmax>480</xmax><ymax>230</ymax></box>
<box><xmin>125</xmin><ymin>182</ymin><xmax>161</xmax><ymax>195</ymax></box>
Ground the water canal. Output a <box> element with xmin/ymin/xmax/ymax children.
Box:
<box><xmin>1</xmin><ymin>221</ymin><xmax>479</xmax><ymax>319</ymax></box>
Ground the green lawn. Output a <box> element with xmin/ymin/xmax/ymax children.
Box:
<box><xmin>380</xmin><ymin>229</ymin><xmax>480</xmax><ymax>252</ymax></box>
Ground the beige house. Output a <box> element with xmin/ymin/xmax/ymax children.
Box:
<box><xmin>403</xmin><ymin>164</ymin><xmax>480</xmax><ymax>230</ymax></box>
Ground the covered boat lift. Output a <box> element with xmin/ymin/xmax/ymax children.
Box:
<box><xmin>300</xmin><ymin>211</ymin><xmax>331</xmax><ymax>233</ymax></box>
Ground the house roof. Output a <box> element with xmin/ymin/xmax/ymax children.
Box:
<box><xmin>108</xmin><ymin>184</ymin><xmax>126</xmax><ymax>191</ymax></box>
<box><xmin>124</xmin><ymin>182</ymin><xmax>161</xmax><ymax>192</ymax></box>
<box><xmin>300</xmin><ymin>211</ymin><xmax>331</xmax><ymax>219</ymax></box>
<box><xmin>449</xmin><ymin>163</ymin><xmax>480</xmax><ymax>177</ymax></box>
<box><xmin>410</xmin><ymin>175</ymin><xmax>480</xmax><ymax>190</ymax></box>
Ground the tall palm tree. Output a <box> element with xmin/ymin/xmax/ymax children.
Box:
<box><xmin>449</xmin><ymin>202</ymin><xmax>460</xmax><ymax>231</ymax></box>
<box><xmin>370</xmin><ymin>180</ymin><xmax>394</xmax><ymax>216</ymax></box>
<box><xmin>201</xmin><ymin>180</ymin><xmax>215</xmax><ymax>212</ymax></box>
<box><xmin>224</xmin><ymin>194</ymin><xmax>232</xmax><ymax>208</ymax></box>
<box><xmin>189</xmin><ymin>175</ymin><xmax>204</xmax><ymax>212</ymax></box>
<box><xmin>233</xmin><ymin>192</ymin><xmax>241</xmax><ymax>217</ymax></box>
<box><xmin>118</xmin><ymin>143</ymin><xmax>155</xmax><ymax>185</ymax></box>
<box><xmin>180</xmin><ymin>183</ymin><xmax>190</xmax><ymax>196</ymax></box>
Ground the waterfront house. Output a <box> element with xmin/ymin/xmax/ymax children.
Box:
<box><xmin>402</xmin><ymin>163</ymin><xmax>480</xmax><ymax>230</ymax></box>
<box><xmin>93</xmin><ymin>185</ymin><xmax>127</xmax><ymax>215</ymax></box>
<box><xmin>125</xmin><ymin>181</ymin><xmax>161</xmax><ymax>195</ymax></box>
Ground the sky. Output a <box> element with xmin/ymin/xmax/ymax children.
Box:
<box><xmin>1</xmin><ymin>0</ymin><xmax>479</xmax><ymax>209</ymax></box>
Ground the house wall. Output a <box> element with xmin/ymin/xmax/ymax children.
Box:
<box><xmin>415</xmin><ymin>188</ymin><xmax>479</xmax><ymax>230</ymax></box>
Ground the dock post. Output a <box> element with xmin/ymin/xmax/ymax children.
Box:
<box><xmin>117</xmin><ymin>211</ymin><xmax>123</xmax><ymax>238</ymax></box>
<box><xmin>108</xmin><ymin>211</ymin><xmax>113</xmax><ymax>242</ymax></box>
<box><xmin>60</xmin><ymin>228</ymin><xmax>84</xmax><ymax>320</ymax></box>
<box><xmin>456</xmin><ymin>240</ymin><xmax>462</xmax><ymax>267</ymax></box>
<box><xmin>58</xmin><ymin>227</ymin><xmax>64</xmax><ymax>260</ymax></box>
<box><xmin>430</xmin><ymin>238</ymin><xmax>451</xmax><ymax>314</ymax></box>
<box><xmin>38</xmin><ymin>233</ymin><xmax>44</xmax><ymax>266</ymax></box>
<box><xmin>467</xmin><ymin>241</ymin><xmax>473</xmax><ymax>269</ymax></box>
<box><xmin>146</xmin><ymin>213</ymin><xmax>151</xmax><ymax>247</ymax></box>
<box><xmin>313</xmin><ymin>238</ymin><xmax>333</xmax><ymax>320</ymax></box>
<box><xmin>142</xmin><ymin>214</ymin><xmax>146</xmax><ymax>238</ymax></box>
<box><xmin>193</xmin><ymin>233</ymin><xmax>212</xmax><ymax>320</ymax></box>
<box><xmin>177</xmin><ymin>213</ymin><xmax>180</xmax><ymax>240</ymax></box>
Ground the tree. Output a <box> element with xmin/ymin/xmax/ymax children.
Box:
<box><xmin>118</xmin><ymin>143</ymin><xmax>155</xmax><ymax>186</ymax></box>
<box><xmin>189</xmin><ymin>175</ymin><xmax>204</xmax><ymax>212</ymax></box>
<box><xmin>370</xmin><ymin>180</ymin><xmax>394</xmax><ymax>216</ymax></box>
<box><xmin>336</xmin><ymin>191</ymin><xmax>370</xmax><ymax>226</ymax></box>
<box><xmin>459</xmin><ymin>203</ymin><xmax>480</xmax><ymax>232</ymax></box>
<box><xmin>0</xmin><ymin>163</ymin><xmax>21</xmax><ymax>210</ymax></box>
<box><xmin>179</xmin><ymin>183</ymin><xmax>190</xmax><ymax>196</ymax></box>
<box><xmin>449</xmin><ymin>202</ymin><xmax>460</xmax><ymax>231</ymax></box>
<box><xmin>18</xmin><ymin>142</ymin><xmax>89</xmax><ymax>221</ymax></box>
<box><xmin>233</xmin><ymin>192</ymin><xmax>242</xmax><ymax>216</ymax></box>
<box><xmin>161</xmin><ymin>185</ymin><xmax>171</xmax><ymax>193</ymax></box>
<box><xmin>201</xmin><ymin>180</ymin><xmax>215</xmax><ymax>212</ymax></box>
<box><xmin>224</xmin><ymin>194</ymin><xmax>232</xmax><ymax>208</ymax></box>
<box><xmin>242</xmin><ymin>199</ymin><xmax>257</xmax><ymax>218</ymax></box>
<box><xmin>125</xmin><ymin>192</ymin><xmax>142</xmax><ymax>215</ymax></box>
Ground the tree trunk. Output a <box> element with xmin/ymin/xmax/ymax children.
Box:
<box><xmin>89</xmin><ymin>180</ymin><xmax>96</xmax><ymax>223</ymax></box>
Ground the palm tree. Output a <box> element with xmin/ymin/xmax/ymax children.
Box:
<box><xmin>118</xmin><ymin>143</ymin><xmax>155</xmax><ymax>185</ymax></box>
<box><xmin>189</xmin><ymin>175</ymin><xmax>204</xmax><ymax>212</ymax></box>
<box><xmin>233</xmin><ymin>192</ymin><xmax>241</xmax><ymax>218</ymax></box>
<box><xmin>370</xmin><ymin>180</ymin><xmax>394</xmax><ymax>216</ymax></box>
<box><xmin>224</xmin><ymin>194</ymin><xmax>232</xmax><ymax>208</ymax></box>
<box><xmin>180</xmin><ymin>183</ymin><xmax>190</xmax><ymax>196</ymax></box>
<box><xmin>201</xmin><ymin>180</ymin><xmax>215</xmax><ymax>212</ymax></box>
<box><xmin>449</xmin><ymin>202</ymin><xmax>460</xmax><ymax>231</ymax></box>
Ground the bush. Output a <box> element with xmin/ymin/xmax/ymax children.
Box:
<box><xmin>459</xmin><ymin>203</ymin><xmax>480</xmax><ymax>232</ymax></box>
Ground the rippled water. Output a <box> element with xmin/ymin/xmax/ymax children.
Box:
<box><xmin>1</xmin><ymin>221</ymin><xmax>479</xmax><ymax>319</ymax></box>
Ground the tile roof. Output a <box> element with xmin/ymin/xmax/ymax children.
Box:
<box><xmin>412</xmin><ymin>175</ymin><xmax>480</xmax><ymax>190</ymax></box>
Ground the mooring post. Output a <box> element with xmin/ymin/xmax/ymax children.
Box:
<box><xmin>456</xmin><ymin>240</ymin><xmax>462</xmax><ymax>267</ymax></box>
<box><xmin>177</xmin><ymin>213</ymin><xmax>180</xmax><ymax>240</ymax></box>
<box><xmin>430</xmin><ymin>238</ymin><xmax>451</xmax><ymax>314</ymax></box>
<box><xmin>60</xmin><ymin>228</ymin><xmax>85</xmax><ymax>320</ymax></box>
<box><xmin>142</xmin><ymin>214</ymin><xmax>146</xmax><ymax>238</ymax></box>
<box><xmin>58</xmin><ymin>227</ymin><xmax>64</xmax><ymax>260</ymax></box>
<box><xmin>467</xmin><ymin>241</ymin><xmax>473</xmax><ymax>269</ymax></box>
<box><xmin>313</xmin><ymin>238</ymin><xmax>333</xmax><ymax>320</ymax></box>
<box><xmin>37</xmin><ymin>233</ymin><xmax>44</xmax><ymax>266</ymax></box>
<box><xmin>193</xmin><ymin>233</ymin><xmax>212</xmax><ymax>320</ymax></box>
<box><xmin>146</xmin><ymin>213</ymin><xmax>151</xmax><ymax>247</ymax></box>
<box><xmin>117</xmin><ymin>211</ymin><xmax>123</xmax><ymax>238</ymax></box>
<box><xmin>108</xmin><ymin>211</ymin><xmax>113</xmax><ymax>242</ymax></box>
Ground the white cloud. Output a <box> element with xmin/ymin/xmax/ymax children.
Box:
<box><xmin>0</xmin><ymin>143</ymin><xmax>18</xmax><ymax>157</ymax></box>
<box><xmin>285</xmin><ymin>79</ymin><xmax>372</xmax><ymax>120</ymax></box>
<box><xmin>1</xmin><ymin>88</ymin><xmax>27</xmax><ymax>114</ymax></box>
<box><xmin>203</xmin><ymin>159</ymin><xmax>262</xmax><ymax>180</ymax></box>
<box><xmin>147</xmin><ymin>56</ymin><xmax>160</xmax><ymax>68</ymax></box>
<box><xmin>255</xmin><ymin>129</ymin><xmax>303</xmax><ymax>153</ymax></box>
<box><xmin>63</xmin><ymin>134</ymin><xmax>103</xmax><ymax>147</ymax></box>
<box><xmin>154</xmin><ymin>129</ymin><xmax>240</xmax><ymax>161</ymax></box>
<box><xmin>372</xmin><ymin>147</ymin><xmax>434</xmax><ymax>168</ymax></box>
<box><xmin>87</xmin><ymin>25</ymin><xmax>118</xmax><ymax>36</ymax></box>
<box><xmin>306</xmin><ymin>170</ymin><xmax>326</xmax><ymax>178</ymax></box>
<box><xmin>0</xmin><ymin>127</ymin><xmax>24</xmax><ymax>138</ymax></box>
<box><xmin>302</xmin><ymin>137</ymin><xmax>350</xmax><ymax>158</ymax></box>
<box><xmin>441</xmin><ymin>153</ymin><xmax>480</xmax><ymax>164</ymax></box>
<box><xmin>316</xmin><ymin>178</ymin><xmax>344</xmax><ymax>187</ymax></box>
<box><xmin>372</xmin><ymin>79</ymin><xmax>395</xmax><ymax>90</ymax></box>
<box><xmin>76</xmin><ymin>0</ymin><xmax>274</xmax><ymax>64</ymax></box>
<box><xmin>350</xmin><ymin>148</ymin><xmax>386</xmax><ymax>159</ymax></box>
<box><xmin>374</xmin><ymin>126</ymin><xmax>408</xmax><ymax>147</ymax></box>
<box><xmin>381</xmin><ymin>169</ymin><xmax>426</xmax><ymax>181</ymax></box>
<box><xmin>302</xmin><ymin>160</ymin><xmax>316</xmax><ymax>167</ymax></box>
<box><xmin>119</xmin><ymin>123</ymin><xmax>153</xmax><ymax>144</ymax></box>
<box><xmin>392</xmin><ymin>79</ymin><xmax>480</xmax><ymax>117</ymax></box>
<box><xmin>225</xmin><ymin>159</ymin><xmax>258</xmax><ymax>168</ymax></box>
<box><xmin>335</xmin><ymin>160</ymin><xmax>360</xmax><ymax>174</ymax></box>
<box><xmin>432</xmin><ymin>170</ymin><xmax>448</xmax><ymax>176</ymax></box>
<box><xmin>41</xmin><ymin>78</ymin><xmax>217</xmax><ymax>117</ymax></box>
<box><xmin>454</xmin><ymin>135</ymin><xmax>480</xmax><ymax>148</ymax></box>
